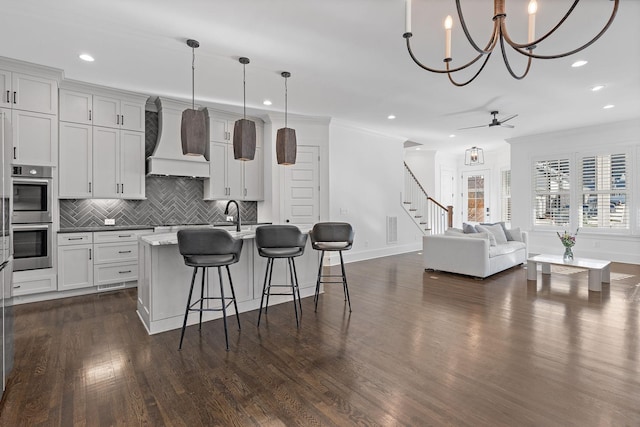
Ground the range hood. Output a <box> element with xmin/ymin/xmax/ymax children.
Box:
<box><xmin>146</xmin><ymin>97</ymin><xmax>210</xmax><ymax>178</ymax></box>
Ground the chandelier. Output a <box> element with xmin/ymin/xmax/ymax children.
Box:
<box><xmin>403</xmin><ymin>0</ymin><xmax>619</xmax><ymax>87</ymax></box>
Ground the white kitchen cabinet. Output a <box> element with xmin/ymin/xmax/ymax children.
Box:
<box><xmin>0</xmin><ymin>70</ymin><xmax>58</xmax><ymax>115</ymax></box>
<box><xmin>92</xmin><ymin>127</ymin><xmax>145</xmax><ymax>199</ymax></box>
<box><xmin>204</xmin><ymin>114</ymin><xmax>264</xmax><ymax>201</ymax></box>
<box><xmin>93</xmin><ymin>230</ymin><xmax>152</xmax><ymax>289</ymax></box>
<box><xmin>59</xmin><ymin>89</ymin><xmax>92</xmax><ymax>124</ymax></box>
<box><xmin>59</xmin><ymin>122</ymin><xmax>92</xmax><ymax>198</ymax></box>
<box><xmin>93</xmin><ymin>94</ymin><xmax>145</xmax><ymax>132</ymax></box>
<box><xmin>57</xmin><ymin>233</ymin><xmax>94</xmax><ymax>291</ymax></box>
<box><xmin>12</xmin><ymin>109</ymin><xmax>57</xmax><ymax>166</ymax></box>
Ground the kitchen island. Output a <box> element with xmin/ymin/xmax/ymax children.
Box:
<box><xmin>136</xmin><ymin>228</ymin><xmax>320</xmax><ymax>334</ymax></box>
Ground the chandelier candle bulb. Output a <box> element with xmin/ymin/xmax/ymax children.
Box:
<box><xmin>528</xmin><ymin>0</ymin><xmax>537</xmax><ymax>43</ymax></box>
<box><xmin>444</xmin><ymin>15</ymin><xmax>452</xmax><ymax>59</ymax></box>
<box><xmin>405</xmin><ymin>0</ymin><xmax>411</xmax><ymax>34</ymax></box>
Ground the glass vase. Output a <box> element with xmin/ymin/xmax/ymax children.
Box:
<box><xmin>563</xmin><ymin>246</ymin><xmax>574</xmax><ymax>262</ymax></box>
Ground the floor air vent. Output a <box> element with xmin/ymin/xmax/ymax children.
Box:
<box><xmin>386</xmin><ymin>216</ymin><xmax>398</xmax><ymax>244</ymax></box>
<box><xmin>97</xmin><ymin>283</ymin><xmax>126</xmax><ymax>292</ymax></box>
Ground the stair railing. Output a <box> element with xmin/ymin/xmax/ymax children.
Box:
<box><xmin>403</xmin><ymin>162</ymin><xmax>452</xmax><ymax>235</ymax></box>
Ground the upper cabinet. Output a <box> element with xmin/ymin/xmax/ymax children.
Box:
<box><xmin>93</xmin><ymin>95</ymin><xmax>145</xmax><ymax>132</ymax></box>
<box><xmin>60</xmin><ymin>87</ymin><xmax>146</xmax><ymax>132</ymax></box>
<box><xmin>0</xmin><ymin>69</ymin><xmax>58</xmax><ymax>115</ymax></box>
<box><xmin>204</xmin><ymin>111</ymin><xmax>264</xmax><ymax>201</ymax></box>
<box><xmin>0</xmin><ymin>58</ymin><xmax>62</xmax><ymax>166</ymax></box>
<box><xmin>58</xmin><ymin>81</ymin><xmax>148</xmax><ymax>199</ymax></box>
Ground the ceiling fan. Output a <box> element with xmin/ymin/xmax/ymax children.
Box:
<box><xmin>458</xmin><ymin>111</ymin><xmax>518</xmax><ymax>130</ymax></box>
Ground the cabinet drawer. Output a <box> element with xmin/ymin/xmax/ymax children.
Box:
<box><xmin>58</xmin><ymin>232</ymin><xmax>93</xmax><ymax>245</ymax></box>
<box><xmin>94</xmin><ymin>242</ymin><xmax>137</xmax><ymax>264</ymax></box>
<box><xmin>93</xmin><ymin>229</ymin><xmax>153</xmax><ymax>244</ymax></box>
<box><xmin>13</xmin><ymin>276</ymin><xmax>56</xmax><ymax>296</ymax></box>
<box><xmin>94</xmin><ymin>262</ymin><xmax>138</xmax><ymax>286</ymax></box>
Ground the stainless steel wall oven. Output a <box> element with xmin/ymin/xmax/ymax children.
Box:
<box><xmin>11</xmin><ymin>165</ymin><xmax>52</xmax><ymax>271</ymax></box>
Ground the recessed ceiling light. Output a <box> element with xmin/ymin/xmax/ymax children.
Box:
<box><xmin>263</xmin><ymin>99</ymin><xmax>272</xmax><ymax>106</ymax></box>
<box><xmin>449</xmin><ymin>134</ymin><xmax>456</xmax><ymax>138</ymax></box>
<box><xmin>591</xmin><ymin>85</ymin><xmax>605</xmax><ymax>92</ymax></box>
<box><xmin>387</xmin><ymin>115</ymin><xmax>396</xmax><ymax>120</ymax></box>
<box><xmin>416</xmin><ymin>147</ymin><xmax>421</xmax><ymax>151</ymax></box>
<box><xmin>79</xmin><ymin>54</ymin><xmax>95</xmax><ymax>62</ymax></box>
<box><xmin>571</xmin><ymin>60</ymin><xmax>588</xmax><ymax>68</ymax></box>
<box><xmin>603</xmin><ymin>104</ymin><xmax>615</xmax><ymax>109</ymax></box>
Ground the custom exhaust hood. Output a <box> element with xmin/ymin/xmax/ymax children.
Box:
<box><xmin>146</xmin><ymin>97</ymin><xmax>209</xmax><ymax>178</ymax></box>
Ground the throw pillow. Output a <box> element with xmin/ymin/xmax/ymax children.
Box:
<box><xmin>476</xmin><ymin>224</ymin><xmax>507</xmax><ymax>245</ymax></box>
<box><xmin>480</xmin><ymin>221</ymin><xmax>509</xmax><ymax>238</ymax></box>
<box><xmin>463</xmin><ymin>222</ymin><xmax>478</xmax><ymax>233</ymax></box>
<box><xmin>507</xmin><ymin>227</ymin><xmax>522</xmax><ymax>242</ymax></box>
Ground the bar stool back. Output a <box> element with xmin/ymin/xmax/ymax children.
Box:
<box><xmin>255</xmin><ymin>225</ymin><xmax>308</xmax><ymax>327</ymax></box>
<box><xmin>177</xmin><ymin>228</ymin><xmax>243</xmax><ymax>350</ymax></box>
<box><xmin>310</xmin><ymin>222</ymin><xmax>354</xmax><ymax>312</ymax></box>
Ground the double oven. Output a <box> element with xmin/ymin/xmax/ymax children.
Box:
<box><xmin>11</xmin><ymin>165</ymin><xmax>52</xmax><ymax>271</ymax></box>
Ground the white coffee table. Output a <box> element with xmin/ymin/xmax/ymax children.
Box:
<box><xmin>527</xmin><ymin>254</ymin><xmax>611</xmax><ymax>292</ymax></box>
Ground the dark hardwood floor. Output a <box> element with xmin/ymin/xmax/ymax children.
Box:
<box><xmin>1</xmin><ymin>252</ymin><xmax>639</xmax><ymax>426</ymax></box>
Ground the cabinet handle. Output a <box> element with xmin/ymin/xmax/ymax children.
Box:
<box><xmin>118</xmin><ymin>235</ymin><xmax>132</xmax><ymax>238</ymax></box>
<box><xmin>13</xmin><ymin>147</ymin><xmax>16</xmax><ymax>160</ymax></box>
<box><xmin>118</xmin><ymin>250</ymin><xmax>132</xmax><ymax>254</ymax></box>
<box><xmin>244</xmin><ymin>188</ymin><xmax>247</xmax><ymax>196</ymax></box>
<box><xmin>5</xmin><ymin>91</ymin><xmax>8</xmax><ymax>103</ymax></box>
<box><xmin>118</xmin><ymin>270</ymin><xmax>132</xmax><ymax>274</ymax></box>
<box><xmin>121</xmin><ymin>183</ymin><xmax>124</xmax><ymax>193</ymax></box>
<box><xmin>88</xmin><ymin>182</ymin><xmax>92</xmax><ymax>193</ymax></box>
<box><xmin>116</xmin><ymin>114</ymin><xmax>120</xmax><ymax>125</ymax></box>
<box><xmin>121</xmin><ymin>115</ymin><xmax>124</xmax><ymax>126</ymax></box>
<box><xmin>116</xmin><ymin>183</ymin><xmax>120</xmax><ymax>193</ymax></box>
<box><xmin>13</xmin><ymin>91</ymin><xmax>16</xmax><ymax>104</ymax></box>
<box><xmin>68</xmin><ymin>237</ymin><xmax>84</xmax><ymax>241</ymax></box>
<box><xmin>13</xmin><ymin>285</ymin><xmax>21</xmax><ymax>289</ymax></box>
<box><xmin>89</xmin><ymin>249</ymin><xmax>92</xmax><ymax>260</ymax></box>
<box><xmin>89</xmin><ymin>109</ymin><xmax>92</xmax><ymax>121</ymax></box>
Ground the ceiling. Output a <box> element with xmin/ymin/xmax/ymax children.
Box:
<box><xmin>2</xmin><ymin>0</ymin><xmax>638</xmax><ymax>153</ymax></box>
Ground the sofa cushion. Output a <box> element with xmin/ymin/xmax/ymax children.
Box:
<box><xmin>463</xmin><ymin>223</ymin><xmax>477</xmax><ymax>233</ymax></box>
<box><xmin>476</xmin><ymin>224</ymin><xmax>507</xmax><ymax>245</ymax></box>
<box><xmin>480</xmin><ymin>221</ymin><xmax>509</xmax><ymax>237</ymax></box>
<box><xmin>489</xmin><ymin>241</ymin><xmax>526</xmax><ymax>257</ymax></box>
<box><xmin>506</xmin><ymin>227</ymin><xmax>522</xmax><ymax>242</ymax></box>
<box><xmin>467</xmin><ymin>231</ymin><xmax>492</xmax><ymax>245</ymax></box>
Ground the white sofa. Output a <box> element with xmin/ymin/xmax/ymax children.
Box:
<box><xmin>422</xmin><ymin>226</ymin><xmax>528</xmax><ymax>279</ymax></box>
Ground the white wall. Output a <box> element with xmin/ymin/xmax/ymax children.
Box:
<box><xmin>404</xmin><ymin>149</ymin><xmax>436</xmax><ymax>196</ymax></box>
<box><xmin>508</xmin><ymin>119</ymin><xmax>640</xmax><ymax>264</ymax></box>
<box><xmin>329</xmin><ymin>122</ymin><xmax>421</xmax><ymax>262</ymax></box>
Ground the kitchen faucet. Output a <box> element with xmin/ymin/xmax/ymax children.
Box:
<box><xmin>224</xmin><ymin>200</ymin><xmax>241</xmax><ymax>232</ymax></box>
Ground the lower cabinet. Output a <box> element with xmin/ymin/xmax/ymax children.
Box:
<box><xmin>57</xmin><ymin>229</ymin><xmax>153</xmax><ymax>292</ymax></box>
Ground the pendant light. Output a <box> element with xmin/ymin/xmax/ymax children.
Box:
<box><xmin>276</xmin><ymin>71</ymin><xmax>297</xmax><ymax>165</ymax></box>
<box><xmin>181</xmin><ymin>39</ymin><xmax>209</xmax><ymax>160</ymax></box>
<box><xmin>233</xmin><ymin>57</ymin><xmax>256</xmax><ymax>161</ymax></box>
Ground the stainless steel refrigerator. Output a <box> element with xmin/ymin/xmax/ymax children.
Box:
<box><xmin>1</xmin><ymin>110</ymin><xmax>14</xmax><ymax>399</ymax></box>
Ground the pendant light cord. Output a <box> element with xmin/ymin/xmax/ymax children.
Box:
<box><xmin>191</xmin><ymin>45</ymin><xmax>195</xmax><ymax>110</ymax></box>
<box><xmin>243</xmin><ymin>62</ymin><xmax>247</xmax><ymax>119</ymax></box>
<box><xmin>284</xmin><ymin>76</ymin><xmax>288</xmax><ymax>129</ymax></box>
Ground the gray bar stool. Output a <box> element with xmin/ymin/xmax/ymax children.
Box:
<box><xmin>255</xmin><ymin>225</ymin><xmax>308</xmax><ymax>327</ymax></box>
<box><xmin>177</xmin><ymin>228</ymin><xmax>243</xmax><ymax>351</ymax></box>
<box><xmin>310</xmin><ymin>222</ymin><xmax>354</xmax><ymax>312</ymax></box>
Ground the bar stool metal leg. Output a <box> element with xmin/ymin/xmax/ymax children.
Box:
<box><xmin>339</xmin><ymin>251</ymin><xmax>352</xmax><ymax>312</ymax></box>
<box><xmin>226</xmin><ymin>265</ymin><xmax>241</xmax><ymax>331</ymax></box>
<box><xmin>199</xmin><ymin>267</ymin><xmax>205</xmax><ymax>330</ymax></box>
<box><xmin>287</xmin><ymin>258</ymin><xmax>300</xmax><ymax>328</ymax></box>
<box><xmin>291</xmin><ymin>257</ymin><xmax>303</xmax><ymax>314</ymax></box>
<box><xmin>217</xmin><ymin>266</ymin><xmax>230</xmax><ymax>351</ymax></box>
<box><xmin>314</xmin><ymin>250</ymin><xmax>325</xmax><ymax>311</ymax></box>
<box><xmin>179</xmin><ymin>267</ymin><xmax>199</xmax><ymax>350</ymax></box>
<box><xmin>257</xmin><ymin>258</ymin><xmax>271</xmax><ymax>326</ymax></box>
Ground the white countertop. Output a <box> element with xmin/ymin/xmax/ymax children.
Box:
<box><xmin>141</xmin><ymin>230</ymin><xmax>256</xmax><ymax>246</ymax></box>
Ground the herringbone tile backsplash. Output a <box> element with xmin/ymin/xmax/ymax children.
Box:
<box><xmin>60</xmin><ymin>110</ymin><xmax>258</xmax><ymax>228</ymax></box>
<box><xmin>59</xmin><ymin>176</ymin><xmax>257</xmax><ymax>228</ymax></box>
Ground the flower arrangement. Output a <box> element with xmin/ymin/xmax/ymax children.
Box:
<box><xmin>557</xmin><ymin>228</ymin><xmax>579</xmax><ymax>248</ymax></box>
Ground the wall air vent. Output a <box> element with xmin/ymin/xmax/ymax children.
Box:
<box><xmin>386</xmin><ymin>216</ymin><xmax>398</xmax><ymax>244</ymax></box>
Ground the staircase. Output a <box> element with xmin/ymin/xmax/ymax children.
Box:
<box><xmin>403</xmin><ymin>162</ymin><xmax>452</xmax><ymax>235</ymax></box>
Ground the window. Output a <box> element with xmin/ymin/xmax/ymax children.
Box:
<box><xmin>533</xmin><ymin>158</ymin><xmax>570</xmax><ymax>227</ymax></box>
<box><xmin>501</xmin><ymin>169</ymin><xmax>511</xmax><ymax>223</ymax></box>
<box><xmin>466</xmin><ymin>174</ymin><xmax>485</xmax><ymax>222</ymax></box>
<box><xmin>580</xmin><ymin>153</ymin><xmax>629</xmax><ymax>229</ymax></box>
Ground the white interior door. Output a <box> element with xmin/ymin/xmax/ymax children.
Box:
<box><xmin>440</xmin><ymin>169</ymin><xmax>455</xmax><ymax>207</ymax></box>
<box><xmin>282</xmin><ymin>145</ymin><xmax>320</xmax><ymax>229</ymax></box>
<box><xmin>461</xmin><ymin>170</ymin><xmax>491</xmax><ymax>223</ymax></box>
